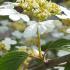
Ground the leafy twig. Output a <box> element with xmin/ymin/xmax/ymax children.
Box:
<box><xmin>45</xmin><ymin>54</ymin><xmax>70</xmax><ymax>68</ymax></box>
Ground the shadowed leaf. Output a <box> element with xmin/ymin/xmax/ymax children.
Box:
<box><xmin>0</xmin><ymin>51</ymin><xmax>28</xmax><ymax>70</ymax></box>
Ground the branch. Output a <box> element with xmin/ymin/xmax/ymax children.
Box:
<box><xmin>45</xmin><ymin>54</ymin><xmax>70</xmax><ymax>68</ymax></box>
<box><xmin>29</xmin><ymin>54</ymin><xmax>70</xmax><ymax>70</ymax></box>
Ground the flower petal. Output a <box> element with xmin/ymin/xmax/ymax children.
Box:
<box><xmin>9</xmin><ymin>14</ymin><xmax>20</xmax><ymax>21</ymax></box>
<box><xmin>60</xmin><ymin>6</ymin><xmax>70</xmax><ymax>16</ymax></box>
<box><xmin>4</xmin><ymin>44</ymin><xmax>11</xmax><ymax>50</ymax></box>
<box><xmin>11</xmin><ymin>40</ymin><xmax>17</xmax><ymax>45</ymax></box>
<box><xmin>38</xmin><ymin>24</ymin><xmax>47</xmax><ymax>34</ymax></box>
<box><xmin>12</xmin><ymin>31</ymin><xmax>23</xmax><ymax>39</ymax></box>
<box><xmin>66</xmin><ymin>28</ymin><xmax>70</xmax><ymax>34</ymax></box>
<box><xmin>2</xmin><ymin>38</ymin><xmax>12</xmax><ymax>44</ymax></box>
<box><xmin>56</xmin><ymin>6</ymin><xmax>70</xmax><ymax>19</ymax></box>
<box><xmin>43</xmin><ymin>20</ymin><xmax>55</xmax><ymax>32</ymax></box>
<box><xmin>0</xmin><ymin>2</ymin><xmax>14</xmax><ymax>9</ymax></box>
<box><xmin>23</xmin><ymin>24</ymin><xmax>37</xmax><ymax>38</ymax></box>
<box><xmin>2</xmin><ymin>37</ymin><xmax>17</xmax><ymax>45</ymax></box>
<box><xmin>0</xmin><ymin>9</ymin><xmax>15</xmax><ymax>15</ymax></box>
<box><xmin>27</xmin><ymin>21</ymin><xmax>37</xmax><ymax>25</ymax></box>
<box><xmin>51</xmin><ymin>31</ymin><xmax>64</xmax><ymax>38</ymax></box>
<box><xmin>20</xmin><ymin>14</ymin><xmax>30</xmax><ymax>22</ymax></box>
<box><xmin>56</xmin><ymin>14</ymin><xmax>70</xmax><ymax>19</ymax></box>
<box><xmin>3</xmin><ymin>2</ymin><xmax>14</xmax><ymax>8</ymax></box>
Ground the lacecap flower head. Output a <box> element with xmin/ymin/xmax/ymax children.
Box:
<box><xmin>17</xmin><ymin>0</ymin><xmax>61</xmax><ymax>21</ymax></box>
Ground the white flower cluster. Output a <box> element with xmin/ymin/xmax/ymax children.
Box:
<box><xmin>0</xmin><ymin>2</ymin><xmax>30</xmax><ymax>22</ymax></box>
<box><xmin>0</xmin><ymin>1</ymin><xmax>70</xmax><ymax>57</ymax></box>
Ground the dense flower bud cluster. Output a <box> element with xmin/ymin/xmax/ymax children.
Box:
<box><xmin>47</xmin><ymin>2</ymin><xmax>61</xmax><ymax>15</ymax></box>
<box><xmin>17</xmin><ymin>0</ymin><xmax>61</xmax><ymax>21</ymax></box>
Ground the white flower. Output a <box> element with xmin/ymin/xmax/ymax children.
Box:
<box><xmin>16</xmin><ymin>45</ymin><xmax>44</xmax><ymax>57</ymax></box>
<box><xmin>2</xmin><ymin>37</ymin><xmax>17</xmax><ymax>45</ymax></box>
<box><xmin>9</xmin><ymin>14</ymin><xmax>30</xmax><ymax>22</ymax></box>
<box><xmin>16</xmin><ymin>45</ymin><xmax>39</xmax><ymax>56</ymax></box>
<box><xmin>51</xmin><ymin>31</ymin><xmax>64</xmax><ymax>38</ymax></box>
<box><xmin>0</xmin><ymin>2</ymin><xmax>30</xmax><ymax>22</ymax></box>
<box><xmin>23</xmin><ymin>20</ymin><xmax>55</xmax><ymax>39</ymax></box>
<box><xmin>53</xmin><ymin>20</ymin><xmax>62</xmax><ymax>28</ymax></box>
<box><xmin>66</xmin><ymin>28</ymin><xmax>70</xmax><ymax>34</ymax></box>
<box><xmin>0</xmin><ymin>26</ymin><xmax>9</xmax><ymax>33</ymax></box>
<box><xmin>12</xmin><ymin>30</ymin><xmax>23</xmax><ymax>39</ymax></box>
<box><xmin>56</xmin><ymin>6</ymin><xmax>70</xmax><ymax>19</ymax></box>
<box><xmin>2</xmin><ymin>2</ymin><xmax>19</xmax><ymax>7</ymax></box>
<box><xmin>51</xmin><ymin>29</ymin><xmax>64</xmax><ymax>38</ymax></box>
<box><xmin>2</xmin><ymin>37</ymin><xmax>17</xmax><ymax>50</ymax></box>
<box><xmin>0</xmin><ymin>2</ymin><xmax>14</xmax><ymax>9</ymax></box>
<box><xmin>16</xmin><ymin>46</ymin><xmax>27</xmax><ymax>52</ymax></box>
<box><xmin>56</xmin><ymin>14</ymin><xmax>70</xmax><ymax>19</ymax></box>
<box><xmin>0</xmin><ymin>20</ymin><xmax>10</xmax><ymax>26</ymax></box>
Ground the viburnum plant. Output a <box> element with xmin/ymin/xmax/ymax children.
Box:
<box><xmin>0</xmin><ymin>0</ymin><xmax>70</xmax><ymax>70</ymax></box>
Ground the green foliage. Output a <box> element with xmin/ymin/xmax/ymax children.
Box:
<box><xmin>0</xmin><ymin>0</ymin><xmax>4</xmax><ymax>4</ymax></box>
<box><xmin>0</xmin><ymin>51</ymin><xmax>28</xmax><ymax>70</ymax></box>
<box><xmin>3</xmin><ymin>0</ymin><xmax>16</xmax><ymax>2</ymax></box>
<box><xmin>65</xmin><ymin>62</ymin><xmax>70</xmax><ymax>70</ymax></box>
<box><xmin>0</xmin><ymin>16</ymin><xmax>9</xmax><ymax>20</ymax></box>
<box><xmin>41</xmin><ymin>39</ymin><xmax>70</xmax><ymax>51</ymax></box>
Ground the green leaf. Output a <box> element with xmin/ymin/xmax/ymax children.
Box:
<box><xmin>0</xmin><ymin>0</ymin><xmax>4</xmax><ymax>4</ymax></box>
<box><xmin>65</xmin><ymin>62</ymin><xmax>70</xmax><ymax>70</ymax></box>
<box><xmin>41</xmin><ymin>39</ymin><xmax>70</xmax><ymax>51</ymax></box>
<box><xmin>5</xmin><ymin>0</ymin><xmax>16</xmax><ymax>2</ymax></box>
<box><xmin>0</xmin><ymin>16</ymin><xmax>9</xmax><ymax>20</ymax></box>
<box><xmin>0</xmin><ymin>51</ymin><xmax>28</xmax><ymax>70</ymax></box>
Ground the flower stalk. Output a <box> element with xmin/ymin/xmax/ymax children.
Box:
<box><xmin>37</xmin><ymin>27</ymin><xmax>42</xmax><ymax>58</ymax></box>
